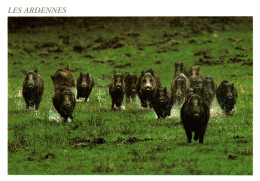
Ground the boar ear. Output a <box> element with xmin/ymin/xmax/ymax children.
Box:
<box><xmin>141</xmin><ymin>71</ymin><xmax>144</xmax><ymax>76</ymax></box>
<box><xmin>80</xmin><ymin>72</ymin><xmax>82</xmax><ymax>76</ymax></box>
<box><xmin>164</xmin><ymin>87</ymin><xmax>167</xmax><ymax>92</ymax></box>
<box><xmin>34</xmin><ymin>69</ymin><xmax>38</xmax><ymax>74</ymax></box>
<box><xmin>86</xmin><ymin>72</ymin><xmax>89</xmax><ymax>76</ymax></box>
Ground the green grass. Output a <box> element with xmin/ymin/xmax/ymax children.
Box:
<box><xmin>8</xmin><ymin>17</ymin><xmax>253</xmax><ymax>175</ymax></box>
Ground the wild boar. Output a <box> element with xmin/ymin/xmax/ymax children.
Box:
<box><xmin>124</xmin><ymin>72</ymin><xmax>137</xmax><ymax>104</ymax></box>
<box><xmin>76</xmin><ymin>72</ymin><xmax>94</xmax><ymax>102</ymax></box>
<box><xmin>189</xmin><ymin>65</ymin><xmax>202</xmax><ymax>77</ymax></box>
<box><xmin>109</xmin><ymin>72</ymin><xmax>125</xmax><ymax>110</ymax></box>
<box><xmin>203</xmin><ymin>76</ymin><xmax>217</xmax><ymax>107</ymax></box>
<box><xmin>189</xmin><ymin>75</ymin><xmax>204</xmax><ymax>90</ymax></box>
<box><xmin>52</xmin><ymin>86</ymin><xmax>76</xmax><ymax>123</ymax></box>
<box><xmin>136</xmin><ymin>69</ymin><xmax>161</xmax><ymax>108</ymax></box>
<box><xmin>171</xmin><ymin>73</ymin><xmax>190</xmax><ymax>105</ymax></box>
<box><xmin>151</xmin><ymin>86</ymin><xmax>173</xmax><ymax>119</ymax></box>
<box><xmin>174</xmin><ymin>62</ymin><xmax>189</xmax><ymax>77</ymax></box>
<box><xmin>22</xmin><ymin>69</ymin><xmax>44</xmax><ymax>110</ymax></box>
<box><xmin>51</xmin><ymin>67</ymin><xmax>75</xmax><ymax>92</ymax></box>
<box><xmin>181</xmin><ymin>94</ymin><xmax>210</xmax><ymax>144</ymax></box>
<box><xmin>216</xmin><ymin>80</ymin><xmax>238</xmax><ymax>115</ymax></box>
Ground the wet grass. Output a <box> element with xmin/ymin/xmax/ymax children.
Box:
<box><xmin>8</xmin><ymin>17</ymin><xmax>253</xmax><ymax>175</ymax></box>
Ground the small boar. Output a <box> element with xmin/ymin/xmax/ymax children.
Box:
<box><xmin>151</xmin><ymin>86</ymin><xmax>173</xmax><ymax>119</ymax></box>
<box><xmin>216</xmin><ymin>80</ymin><xmax>238</xmax><ymax>115</ymax></box>
<box><xmin>22</xmin><ymin>69</ymin><xmax>44</xmax><ymax>110</ymax></box>
<box><xmin>109</xmin><ymin>72</ymin><xmax>125</xmax><ymax>110</ymax></box>
<box><xmin>189</xmin><ymin>65</ymin><xmax>202</xmax><ymax>77</ymax></box>
<box><xmin>203</xmin><ymin>76</ymin><xmax>217</xmax><ymax>107</ymax></box>
<box><xmin>124</xmin><ymin>72</ymin><xmax>137</xmax><ymax>104</ymax></box>
<box><xmin>171</xmin><ymin>73</ymin><xmax>190</xmax><ymax>105</ymax></box>
<box><xmin>174</xmin><ymin>62</ymin><xmax>189</xmax><ymax>77</ymax></box>
<box><xmin>189</xmin><ymin>75</ymin><xmax>204</xmax><ymax>90</ymax></box>
<box><xmin>136</xmin><ymin>69</ymin><xmax>161</xmax><ymax>108</ymax></box>
<box><xmin>51</xmin><ymin>67</ymin><xmax>75</xmax><ymax>92</ymax></box>
<box><xmin>181</xmin><ymin>94</ymin><xmax>210</xmax><ymax>144</ymax></box>
<box><xmin>52</xmin><ymin>86</ymin><xmax>76</xmax><ymax>122</ymax></box>
<box><xmin>76</xmin><ymin>72</ymin><xmax>94</xmax><ymax>102</ymax></box>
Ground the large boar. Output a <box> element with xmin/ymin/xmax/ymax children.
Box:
<box><xmin>151</xmin><ymin>86</ymin><xmax>173</xmax><ymax>119</ymax></box>
<box><xmin>216</xmin><ymin>80</ymin><xmax>238</xmax><ymax>115</ymax></box>
<box><xmin>51</xmin><ymin>67</ymin><xmax>75</xmax><ymax>92</ymax></box>
<box><xmin>76</xmin><ymin>72</ymin><xmax>94</xmax><ymax>102</ymax></box>
<box><xmin>52</xmin><ymin>86</ymin><xmax>76</xmax><ymax>122</ymax></box>
<box><xmin>174</xmin><ymin>62</ymin><xmax>189</xmax><ymax>77</ymax></box>
<box><xmin>22</xmin><ymin>69</ymin><xmax>44</xmax><ymax>110</ymax></box>
<box><xmin>171</xmin><ymin>73</ymin><xmax>190</xmax><ymax>105</ymax></box>
<box><xmin>203</xmin><ymin>76</ymin><xmax>217</xmax><ymax>107</ymax></box>
<box><xmin>181</xmin><ymin>94</ymin><xmax>210</xmax><ymax>144</ymax></box>
<box><xmin>136</xmin><ymin>69</ymin><xmax>161</xmax><ymax>108</ymax></box>
<box><xmin>124</xmin><ymin>72</ymin><xmax>137</xmax><ymax>104</ymax></box>
<box><xmin>109</xmin><ymin>72</ymin><xmax>125</xmax><ymax>110</ymax></box>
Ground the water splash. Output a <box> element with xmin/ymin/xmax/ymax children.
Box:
<box><xmin>48</xmin><ymin>109</ymin><xmax>62</xmax><ymax>123</ymax></box>
<box><xmin>209</xmin><ymin>100</ymin><xmax>223</xmax><ymax>118</ymax></box>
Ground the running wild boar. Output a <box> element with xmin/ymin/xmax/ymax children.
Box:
<box><xmin>51</xmin><ymin>67</ymin><xmax>75</xmax><ymax>92</ymax></box>
<box><xmin>109</xmin><ymin>72</ymin><xmax>125</xmax><ymax>110</ymax></box>
<box><xmin>181</xmin><ymin>94</ymin><xmax>210</xmax><ymax>144</ymax></box>
<box><xmin>52</xmin><ymin>86</ymin><xmax>76</xmax><ymax>123</ymax></box>
<box><xmin>76</xmin><ymin>72</ymin><xmax>94</xmax><ymax>102</ymax></box>
<box><xmin>151</xmin><ymin>86</ymin><xmax>173</xmax><ymax>119</ymax></box>
<box><xmin>124</xmin><ymin>72</ymin><xmax>137</xmax><ymax>104</ymax></box>
<box><xmin>136</xmin><ymin>69</ymin><xmax>161</xmax><ymax>108</ymax></box>
<box><xmin>171</xmin><ymin>73</ymin><xmax>190</xmax><ymax>105</ymax></box>
<box><xmin>22</xmin><ymin>69</ymin><xmax>44</xmax><ymax>110</ymax></box>
<box><xmin>216</xmin><ymin>80</ymin><xmax>238</xmax><ymax>115</ymax></box>
<box><xmin>174</xmin><ymin>62</ymin><xmax>189</xmax><ymax>77</ymax></box>
<box><xmin>203</xmin><ymin>76</ymin><xmax>217</xmax><ymax>107</ymax></box>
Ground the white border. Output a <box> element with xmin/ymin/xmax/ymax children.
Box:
<box><xmin>1</xmin><ymin>0</ymin><xmax>258</xmax><ymax>180</ymax></box>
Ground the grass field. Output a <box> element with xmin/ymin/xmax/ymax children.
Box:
<box><xmin>8</xmin><ymin>17</ymin><xmax>253</xmax><ymax>175</ymax></box>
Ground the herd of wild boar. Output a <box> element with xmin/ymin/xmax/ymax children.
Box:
<box><xmin>22</xmin><ymin>62</ymin><xmax>238</xmax><ymax>144</ymax></box>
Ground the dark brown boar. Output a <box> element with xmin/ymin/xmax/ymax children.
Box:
<box><xmin>52</xmin><ymin>86</ymin><xmax>76</xmax><ymax>122</ymax></box>
<box><xmin>189</xmin><ymin>65</ymin><xmax>202</xmax><ymax>77</ymax></box>
<box><xmin>189</xmin><ymin>75</ymin><xmax>204</xmax><ymax>90</ymax></box>
<box><xmin>51</xmin><ymin>67</ymin><xmax>75</xmax><ymax>92</ymax></box>
<box><xmin>151</xmin><ymin>86</ymin><xmax>173</xmax><ymax>119</ymax></box>
<box><xmin>136</xmin><ymin>69</ymin><xmax>161</xmax><ymax>108</ymax></box>
<box><xmin>76</xmin><ymin>72</ymin><xmax>94</xmax><ymax>102</ymax></box>
<box><xmin>109</xmin><ymin>72</ymin><xmax>125</xmax><ymax>110</ymax></box>
<box><xmin>124</xmin><ymin>72</ymin><xmax>137</xmax><ymax>104</ymax></box>
<box><xmin>181</xmin><ymin>94</ymin><xmax>210</xmax><ymax>144</ymax></box>
<box><xmin>216</xmin><ymin>80</ymin><xmax>238</xmax><ymax>115</ymax></box>
<box><xmin>171</xmin><ymin>73</ymin><xmax>190</xmax><ymax>105</ymax></box>
<box><xmin>22</xmin><ymin>69</ymin><xmax>44</xmax><ymax>110</ymax></box>
<box><xmin>174</xmin><ymin>62</ymin><xmax>189</xmax><ymax>77</ymax></box>
<box><xmin>203</xmin><ymin>76</ymin><xmax>217</xmax><ymax>107</ymax></box>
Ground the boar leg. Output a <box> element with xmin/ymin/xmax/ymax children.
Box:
<box><xmin>184</xmin><ymin>127</ymin><xmax>192</xmax><ymax>143</ymax></box>
<box><xmin>111</xmin><ymin>100</ymin><xmax>115</xmax><ymax>110</ymax></box>
<box><xmin>199</xmin><ymin>126</ymin><xmax>207</xmax><ymax>144</ymax></box>
<box><xmin>84</xmin><ymin>91</ymin><xmax>91</xmax><ymax>102</ymax></box>
<box><xmin>141</xmin><ymin>100</ymin><xmax>148</xmax><ymax>108</ymax></box>
<box><xmin>126</xmin><ymin>96</ymin><xmax>130</xmax><ymax>104</ymax></box>
<box><xmin>131</xmin><ymin>94</ymin><xmax>136</xmax><ymax>101</ymax></box>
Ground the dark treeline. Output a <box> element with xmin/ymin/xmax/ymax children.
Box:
<box><xmin>8</xmin><ymin>17</ymin><xmax>252</xmax><ymax>33</ymax></box>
